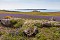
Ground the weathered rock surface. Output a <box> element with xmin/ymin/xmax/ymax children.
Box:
<box><xmin>1</xmin><ymin>19</ymin><xmax>12</xmax><ymax>26</ymax></box>
<box><xmin>23</xmin><ymin>26</ymin><xmax>38</xmax><ymax>37</ymax></box>
<box><xmin>42</xmin><ymin>22</ymin><xmax>52</xmax><ymax>27</ymax></box>
<box><xmin>0</xmin><ymin>18</ymin><xmax>24</xmax><ymax>27</ymax></box>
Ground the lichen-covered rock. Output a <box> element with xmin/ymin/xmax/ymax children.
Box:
<box><xmin>23</xmin><ymin>26</ymin><xmax>38</xmax><ymax>37</ymax></box>
<box><xmin>1</xmin><ymin>19</ymin><xmax>12</xmax><ymax>26</ymax></box>
<box><xmin>42</xmin><ymin>22</ymin><xmax>52</xmax><ymax>27</ymax></box>
<box><xmin>1</xmin><ymin>16</ymin><xmax>13</xmax><ymax>26</ymax></box>
<box><xmin>42</xmin><ymin>21</ymin><xmax>60</xmax><ymax>27</ymax></box>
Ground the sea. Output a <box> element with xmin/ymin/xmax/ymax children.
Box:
<box><xmin>8</xmin><ymin>9</ymin><xmax>60</xmax><ymax>12</ymax></box>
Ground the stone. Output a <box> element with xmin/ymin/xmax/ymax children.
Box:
<box><xmin>23</xmin><ymin>26</ymin><xmax>38</xmax><ymax>37</ymax></box>
<box><xmin>1</xmin><ymin>19</ymin><xmax>12</xmax><ymax>27</ymax></box>
<box><xmin>42</xmin><ymin>22</ymin><xmax>51</xmax><ymax>27</ymax></box>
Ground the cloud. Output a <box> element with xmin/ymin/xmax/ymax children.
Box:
<box><xmin>0</xmin><ymin>0</ymin><xmax>60</xmax><ymax>9</ymax></box>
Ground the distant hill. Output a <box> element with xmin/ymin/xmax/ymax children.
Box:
<box><xmin>16</xmin><ymin>9</ymin><xmax>47</xmax><ymax>10</ymax></box>
<box><xmin>0</xmin><ymin>10</ymin><xmax>19</xmax><ymax>12</ymax></box>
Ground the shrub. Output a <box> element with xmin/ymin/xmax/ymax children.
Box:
<box><xmin>14</xmin><ymin>19</ymin><xmax>24</xmax><ymax>28</ymax></box>
<box><xmin>4</xmin><ymin>16</ymin><xmax>12</xmax><ymax>19</ymax></box>
<box><xmin>10</xmin><ymin>19</ymin><xmax>17</xmax><ymax>25</ymax></box>
<box><xmin>14</xmin><ymin>22</ymin><xmax>22</xmax><ymax>28</ymax></box>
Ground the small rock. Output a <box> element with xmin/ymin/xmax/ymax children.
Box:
<box><xmin>23</xmin><ymin>26</ymin><xmax>38</xmax><ymax>37</ymax></box>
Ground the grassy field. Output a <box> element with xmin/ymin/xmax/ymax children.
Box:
<box><xmin>0</xmin><ymin>10</ymin><xmax>60</xmax><ymax>40</ymax></box>
<box><xmin>0</xmin><ymin>10</ymin><xmax>60</xmax><ymax>16</ymax></box>
<box><xmin>0</xmin><ymin>18</ymin><xmax>60</xmax><ymax>40</ymax></box>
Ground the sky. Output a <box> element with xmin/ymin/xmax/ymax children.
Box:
<box><xmin>0</xmin><ymin>0</ymin><xmax>60</xmax><ymax>9</ymax></box>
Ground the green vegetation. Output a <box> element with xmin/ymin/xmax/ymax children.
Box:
<box><xmin>10</xmin><ymin>19</ymin><xmax>25</xmax><ymax>28</ymax></box>
<box><xmin>0</xmin><ymin>18</ymin><xmax>60</xmax><ymax>40</ymax></box>
<box><xmin>34</xmin><ymin>23</ymin><xmax>42</xmax><ymax>28</ymax></box>
<box><xmin>0</xmin><ymin>10</ymin><xmax>60</xmax><ymax>40</ymax></box>
<box><xmin>10</xmin><ymin>19</ymin><xmax>17</xmax><ymax>25</ymax></box>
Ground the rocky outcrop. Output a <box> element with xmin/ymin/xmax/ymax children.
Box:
<box><xmin>1</xmin><ymin>19</ymin><xmax>12</xmax><ymax>27</ymax></box>
<box><xmin>42</xmin><ymin>22</ymin><xmax>52</xmax><ymax>27</ymax></box>
<box><xmin>23</xmin><ymin>26</ymin><xmax>38</xmax><ymax>37</ymax></box>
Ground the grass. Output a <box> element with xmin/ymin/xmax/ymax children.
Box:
<box><xmin>0</xmin><ymin>10</ymin><xmax>60</xmax><ymax>40</ymax></box>
<box><xmin>0</xmin><ymin>18</ymin><xmax>60</xmax><ymax>40</ymax></box>
<box><xmin>1</xmin><ymin>26</ymin><xmax>60</xmax><ymax>40</ymax></box>
<box><xmin>0</xmin><ymin>10</ymin><xmax>60</xmax><ymax>16</ymax></box>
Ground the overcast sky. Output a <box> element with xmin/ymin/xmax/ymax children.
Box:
<box><xmin>0</xmin><ymin>0</ymin><xmax>60</xmax><ymax>9</ymax></box>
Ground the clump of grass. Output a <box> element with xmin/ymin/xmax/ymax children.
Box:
<box><xmin>36</xmin><ymin>33</ymin><xmax>47</xmax><ymax>40</ymax></box>
<box><xmin>1</xmin><ymin>18</ymin><xmax>60</xmax><ymax>40</ymax></box>
<box><xmin>10</xmin><ymin>19</ymin><xmax>25</xmax><ymax>28</ymax></box>
<box><xmin>34</xmin><ymin>23</ymin><xmax>42</xmax><ymax>28</ymax></box>
<box><xmin>10</xmin><ymin>19</ymin><xmax>17</xmax><ymax>25</ymax></box>
<box><xmin>14</xmin><ymin>19</ymin><xmax>24</xmax><ymax>28</ymax></box>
